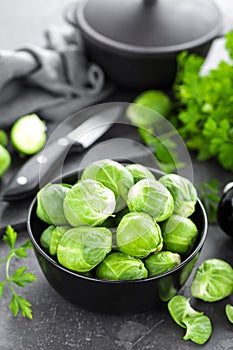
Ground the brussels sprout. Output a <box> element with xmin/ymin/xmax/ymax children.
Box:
<box><xmin>40</xmin><ymin>225</ymin><xmax>70</xmax><ymax>255</ymax></box>
<box><xmin>96</xmin><ymin>252</ymin><xmax>148</xmax><ymax>280</ymax></box>
<box><xmin>49</xmin><ymin>226</ymin><xmax>70</xmax><ymax>255</ymax></box>
<box><xmin>0</xmin><ymin>145</ymin><xmax>11</xmax><ymax>177</ymax></box>
<box><xmin>191</xmin><ymin>259</ymin><xmax>233</xmax><ymax>302</ymax></box>
<box><xmin>127</xmin><ymin>90</ymin><xmax>172</xmax><ymax>131</ymax></box>
<box><xmin>159</xmin><ymin>174</ymin><xmax>197</xmax><ymax>217</ymax></box>
<box><xmin>64</xmin><ymin>179</ymin><xmax>115</xmax><ymax>226</ymax></box>
<box><xmin>36</xmin><ymin>184</ymin><xmax>70</xmax><ymax>226</ymax></box>
<box><xmin>145</xmin><ymin>251</ymin><xmax>181</xmax><ymax>277</ymax></box>
<box><xmin>40</xmin><ymin>225</ymin><xmax>54</xmax><ymax>251</ymax></box>
<box><xmin>81</xmin><ymin>159</ymin><xmax>134</xmax><ymax>211</ymax></box>
<box><xmin>127</xmin><ymin>179</ymin><xmax>174</xmax><ymax>222</ymax></box>
<box><xmin>57</xmin><ymin>227</ymin><xmax>112</xmax><ymax>272</ymax></box>
<box><xmin>161</xmin><ymin>215</ymin><xmax>198</xmax><ymax>255</ymax></box>
<box><xmin>125</xmin><ymin>163</ymin><xmax>155</xmax><ymax>183</ymax></box>
<box><xmin>116</xmin><ymin>212</ymin><xmax>163</xmax><ymax>258</ymax></box>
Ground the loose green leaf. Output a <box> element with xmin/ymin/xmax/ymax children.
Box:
<box><xmin>3</xmin><ymin>225</ymin><xmax>17</xmax><ymax>249</ymax></box>
<box><xmin>225</xmin><ymin>304</ymin><xmax>233</xmax><ymax>324</ymax></box>
<box><xmin>191</xmin><ymin>259</ymin><xmax>233</xmax><ymax>302</ymax></box>
<box><xmin>168</xmin><ymin>295</ymin><xmax>203</xmax><ymax>328</ymax></box>
<box><xmin>183</xmin><ymin>315</ymin><xmax>212</xmax><ymax>345</ymax></box>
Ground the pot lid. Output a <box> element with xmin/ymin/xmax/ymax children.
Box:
<box><xmin>76</xmin><ymin>0</ymin><xmax>222</xmax><ymax>54</ymax></box>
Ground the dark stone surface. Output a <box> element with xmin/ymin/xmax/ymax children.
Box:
<box><xmin>0</xmin><ymin>1</ymin><xmax>233</xmax><ymax>349</ymax></box>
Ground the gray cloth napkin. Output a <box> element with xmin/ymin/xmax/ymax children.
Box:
<box><xmin>0</xmin><ymin>25</ymin><xmax>113</xmax><ymax>128</ymax></box>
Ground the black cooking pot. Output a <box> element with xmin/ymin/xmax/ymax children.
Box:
<box><xmin>65</xmin><ymin>0</ymin><xmax>223</xmax><ymax>89</ymax></box>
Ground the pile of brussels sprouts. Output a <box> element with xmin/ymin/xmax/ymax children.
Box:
<box><xmin>37</xmin><ymin>159</ymin><xmax>199</xmax><ymax>281</ymax></box>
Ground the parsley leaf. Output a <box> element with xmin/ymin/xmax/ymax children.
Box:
<box><xmin>174</xmin><ymin>31</ymin><xmax>233</xmax><ymax>172</ymax></box>
<box><xmin>0</xmin><ymin>226</ymin><xmax>37</xmax><ymax>319</ymax></box>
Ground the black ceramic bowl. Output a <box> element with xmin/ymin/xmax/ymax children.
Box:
<box><xmin>27</xmin><ymin>168</ymin><xmax>208</xmax><ymax>313</ymax></box>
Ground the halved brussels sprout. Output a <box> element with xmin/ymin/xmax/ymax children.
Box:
<box><xmin>127</xmin><ymin>179</ymin><xmax>174</xmax><ymax>221</ymax></box>
<box><xmin>81</xmin><ymin>159</ymin><xmax>134</xmax><ymax>211</ymax></box>
<box><xmin>64</xmin><ymin>179</ymin><xmax>115</xmax><ymax>226</ymax></box>
<box><xmin>125</xmin><ymin>163</ymin><xmax>155</xmax><ymax>183</ymax></box>
<box><xmin>145</xmin><ymin>251</ymin><xmax>181</xmax><ymax>277</ymax></box>
<box><xmin>116</xmin><ymin>212</ymin><xmax>163</xmax><ymax>258</ymax></box>
<box><xmin>57</xmin><ymin>227</ymin><xmax>112</xmax><ymax>272</ymax></box>
<box><xmin>161</xmin><ymin>215</ymin><xmax>198</xmax><ymax>255</ymax></box>
<box><xmin>191</xmin><ymin>259</ymin><xmax>233</xmax><ymax>302</ymax></box>
<box><xmin>96</xmin><ymin>252</ymin><xmax>148</xmax><ymax>280</ymax></box>
<box><xmin>36</xmin><ymin>184</ymin><xmax>70</xmax><ymax>226</ymax></box>
<box><xmin>159</xmin><ymin>174</ymin><xmax>197</xmax><ymax>217</ymax></box>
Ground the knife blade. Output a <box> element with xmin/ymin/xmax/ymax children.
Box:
<box><xmin>2</xmin><ymin>105</ymin><xmax>122</xmax><ymax>201</ymax></box>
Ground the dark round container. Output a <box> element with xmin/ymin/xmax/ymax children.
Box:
<box><xmin>27</xmin><ymin>168</ymin><xmax>208</xmax><ymax>313</ymax></box>
<box><xmin>65</xmin><ymin>0</ymin><xmax>222</xmax><ymax>89</ymax></box>
<box><xmin>217</xmin><ymin>183</ymin><xmax>233</xmax><ymax>238</ymax></box>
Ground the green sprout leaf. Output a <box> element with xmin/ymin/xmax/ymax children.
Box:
<box><xmin>0</xmin><ymin>226</ymin><xmax>37</xmax><ymax>319</ymax></box>
<box><xmin>168</xmin><ymin>295</ymin><xmax>203</xmax><ymax>328</ymax></box>
<box><xmin>183</xmin><ymin>314</ymin><xmax>212</xmax><ymax>345</ymax></box>
<box><xmin>168</xmin><ymin>296</ymin><xmax>212</xmax><ymax>345</ymax></box>
<box><xmin>225</xmin><ymin>304</ymin><xmax>233</xmax><ymax>324</ymax></box>
<box><xmin>191</xmin><ymin>259</ymin><xmax>233</xmax><ymax>302</ymax></box>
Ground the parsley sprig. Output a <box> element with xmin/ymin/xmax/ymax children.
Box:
<box><xmin>0</xmin><ymin>226</ymin><xmax>37</xmax><ymax>319</ymax></box>
<box><xmin>174</xmin><ymin>31</ymin><xmax>233</xmax><ymax>172</ymax></box>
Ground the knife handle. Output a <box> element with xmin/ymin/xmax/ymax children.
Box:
<box><xmin>3</xmin><ymin>138</ymin><xmax>84</xmax><ymax>201</ymax></box>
